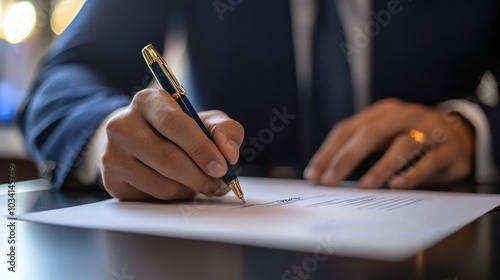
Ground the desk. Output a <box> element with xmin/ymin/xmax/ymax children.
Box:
<box><xmin>1</xmin><ymin>179</ymin><xmax>499</xmax><ymax>280</ymax></box>
<box><xmin>0</xmin><ymin>125</ymin><xmax>39</xmax><ymax>183</ymax></box>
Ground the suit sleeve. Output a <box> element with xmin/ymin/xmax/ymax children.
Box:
<box><xmin>17</xmin><ymin>0</ymin><xmax>170</xmax><ymax>189</ymax></box>
<box><xmin>480</xmin><ymin>9</ymin><xmax>500</xmax><ymax>171</ymax></box>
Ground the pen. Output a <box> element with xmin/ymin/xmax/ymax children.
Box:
<box><xmin>141</xmin><ymin>44</ymin><xmax>245</xmax><ymax>203</ymax></box>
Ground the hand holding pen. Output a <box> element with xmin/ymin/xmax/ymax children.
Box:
<box><xmin>101</xmin><ymin>46</ymin><xmax>245</xmax><ymax>202</ymax></box>
<box><xmin>142</xmin><ymin>45</ymin><xmax>245</xmax><ymax>202</ymax></box>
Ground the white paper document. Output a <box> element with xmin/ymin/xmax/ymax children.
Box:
<box><xmin>16</xmin><ymin>177</ymin><xmax>500</xmax><ymax>261</ymax></box>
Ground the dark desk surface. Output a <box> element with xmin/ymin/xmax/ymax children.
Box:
<box><xmin>1</xmin><ymin>179</ymin><xmax>499</xmax><ymax>280</ymax></box>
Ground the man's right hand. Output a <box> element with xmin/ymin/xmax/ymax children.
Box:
<box><xmin>101</xmin><ymin>88</ymin><xmax>244</xmax><ymax>201</ymax></box>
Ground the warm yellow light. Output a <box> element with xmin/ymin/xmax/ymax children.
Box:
<box><xmin>3</xmin><ymin>1</ymin><xmax>37</xmax><ymax>44</ymax></box>
<box><xmin>0</xmin><ymin>1</ymin><xmax>4</xmax><ymax>40</ymax></box>
<box><xmin>51</xmin><ymin>0</ymin><xmax>85</xmax><ymax>35</ymax></box>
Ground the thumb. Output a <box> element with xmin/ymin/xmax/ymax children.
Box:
<box><xmin>199</xmin><ymin>110</ymin><xmax>244</xmax><ymax>164</ymax></box>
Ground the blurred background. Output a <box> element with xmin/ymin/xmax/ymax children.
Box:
<box><xmin>0</xmin><ymin>0</ymin><xmax>497</xmax><ymax>185</ymax></box>
<box><xmin>0</xmin><ymin>0</ymin><xmax>86</xmax><ymax>183</ymax></box>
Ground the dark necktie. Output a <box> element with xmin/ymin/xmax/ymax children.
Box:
<box><xmin>311</xmin><ymin>0</ymin><xmax>354</xmax><ymax>151</ymax></box>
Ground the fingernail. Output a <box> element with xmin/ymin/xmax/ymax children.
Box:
<box><xmin>360</xmin><ymin>175</ymin><xmax>375</xmax><ymax>188</ymax></box>
<box><xmin>207</xmin><ymin>161</ymin><xmax>225</xmax><ymax>177</ymax></box>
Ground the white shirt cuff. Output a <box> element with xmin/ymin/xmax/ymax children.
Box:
<box><xmin>439</xmin><ymin>99</ymin><xmax>498</xmax><ymax>183</ymax></box>
<box><xmin>73</xmin><ymin>107</ymin><xmax>127</xmax><ymax>186</ymax></box>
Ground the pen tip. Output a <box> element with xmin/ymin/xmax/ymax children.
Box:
<box><xmin>229</xmin><ymin>179</ymin><xmax>245</xmax><ymax>203</ymax></box>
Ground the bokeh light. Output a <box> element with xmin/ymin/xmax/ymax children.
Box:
<box><xmin>3</xmin><ymin>1</ymin><xmax>37</xmax><ymax>44</ymax></box>
<box><xmin>0</xmin><ymin>81</ymin><xmax>17</xmax><ymax>123</ymax></box>
<box><xmin>51</xmin><ymin>0</ymin><xmax>85</xmax><ymax>35</ymax></box>
<box><xmin>0</xmin><ymin>1</ymin><xmax>4</xmax><ymax>39</ymax></box>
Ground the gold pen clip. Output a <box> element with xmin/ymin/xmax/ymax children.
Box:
<box><xmin>142</xmin><ymin>44</ymin><xmax>186</xmax><ymax>96</ymax></box>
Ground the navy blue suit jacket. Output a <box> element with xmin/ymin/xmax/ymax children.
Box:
<box><xmin>19</xmin><ymin>0</ymin><xmax>500</xmax><ymax>189</ymax></box>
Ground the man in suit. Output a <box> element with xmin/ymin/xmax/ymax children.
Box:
<box><xmin>19</xmin><ymin>0</ymin><xmax>500</xmax><ymax>200</ymax></box>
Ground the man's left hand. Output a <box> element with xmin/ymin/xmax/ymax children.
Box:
<box><xmin>304</xmin><ymin>98</ymin><xmax>475</xmax><ymax>189</ymax></box>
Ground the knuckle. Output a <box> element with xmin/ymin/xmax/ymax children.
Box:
<box><xmin>101</xmin><ymin>150</ymin><xmax>119</xmax><ymax>170</ymax></box>
<box><xmin>158</xmin><ymin>149</ymin><xmax>183</xmax><ymax>171</ymax></box>
<box><xmin>357</xmin><ymin>124</ymin><xmax>379</xmax><ymax>138</ymax></box>
<box><xmin>158</xmin><ymin>109</ymin><xmax>185</xmax><ymax>137</ymax></box>
<box><xmin>229</xmin><ymin>120</ymin><xmax>245</xmax><ymax>136</ymax></box>
<box><xmin>187</xmin><ymin>143</ymin><xmax>212</xmax><ymax>163</ymax></box>
<box><xmin>331</xmin><ymin>120</ymin><xmax>349</xmax><ymax>135</ymax></box>
<box><xmin>352</xmin><ymin>122</ymin><xmax>383</xmax><ymax>142</ymax></box>
<box><xmin>404</xmin><ymin>103</ymin><xmax>426</xmax><ymax>116</ymax></box>
<box><xmin>224</xmin><ymin>119</ymin><xmax>244</xmax><ymax>134</ymax></box>
<box><xmin>101</xmin><ymin>150</ymin><xmax>112</xmax><ymax>165</ymax></box>
<box><xmin>105</xmin><ymin>116</ymin><xmax>126</xmax><ymax>137</ymax></box>
<box><xmin>132</xmin><ymin>89</ymin><xmax>153</xmax><ymax>106</ymax></box>
<box><xmin>385</xmin><ymin>97</ymin><xmax>404</xmax><ymax>107</ymax></box>
<box><xmin>212</xmin><ymin>119</ymin><xmax>244</xmax><ymax>140</ymax></box>
<box><xmin>375</xmin><ymin>98</ymin><xmax>402</xmax><ymax>109</ymax></box>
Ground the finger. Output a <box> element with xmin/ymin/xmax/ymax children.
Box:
<box><xmin>102</xmin><ymin>174</ymin><xmax>156</xmax><ymax>201</ymax></box>
<box><xmin>317</xmin><ymin>116</ymin><xmax>409</xmax><ymax>186</ymax></box>
<box><xmin>387</xmin><ymin>147</ymin><xmax>445</xmax><ymax>189</ymax></box>
<box><xmin>200</xmin><ymin>110</ymin><xmax>244</xmax><ymax>165</ymax></box>
<box><xmin>320</xmin><ymin>122</ymin><xmax>406</xmax><ymax>185</ymax></box>
<box><xmin>105</xmin><ymin>107</ymin><xmax>227</xmax><ymax>196</ymax></box>
<box><xmin>214</xmin><ymin>184</ymin><xmax>231</xmax><ymax>196</ymax></box>
<box><xmin>390</xmin><ymin>139</ymin><xmax>473</xmax><ymax>189</ymax></box>
<box><xmin>304</xmin><ymin>119</ymin><xmax>356</xmax><ymax>180</ymax></box>
<box><xmin>134</xmin><ymin>89</ymin><xmax>228</xmax><ymax>177</ymax></box>
<box><xmin>304</xmin><ymin>99</ymin><xmax>412</xmax><ymax>180</ymax></box>
<box><xmin>359</xmin><ymin>133</ymin><xmax>425</xmax><ymax>188</ymax></box>
<box><xmin>102</xmin><ymin>145</ymin><xmax>213</xmax><ymax>199</ymax></box>
<box><xmin>309</xmin><ymin>100</ymin><xmax>431</xmax><ymax>184</ymax></box>
<box><xmin>107</xmin><ymin>120</ymin><xmax>227</xmax><ymax>196</ymax></box>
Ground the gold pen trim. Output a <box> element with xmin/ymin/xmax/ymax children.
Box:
<box><xmin>228</xmin><ymin>178</ymin><xmax>245</xmax><ymax>203</ymax></box>
<box><xmin>142</xmin><ymin>44</ymin><xmax>186</xmax><ymax>96</ymax></box>
<box><xmin>171</xmin><ymin>92</ymin><xmax>181</xmax><ymax>100</ymax></box>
